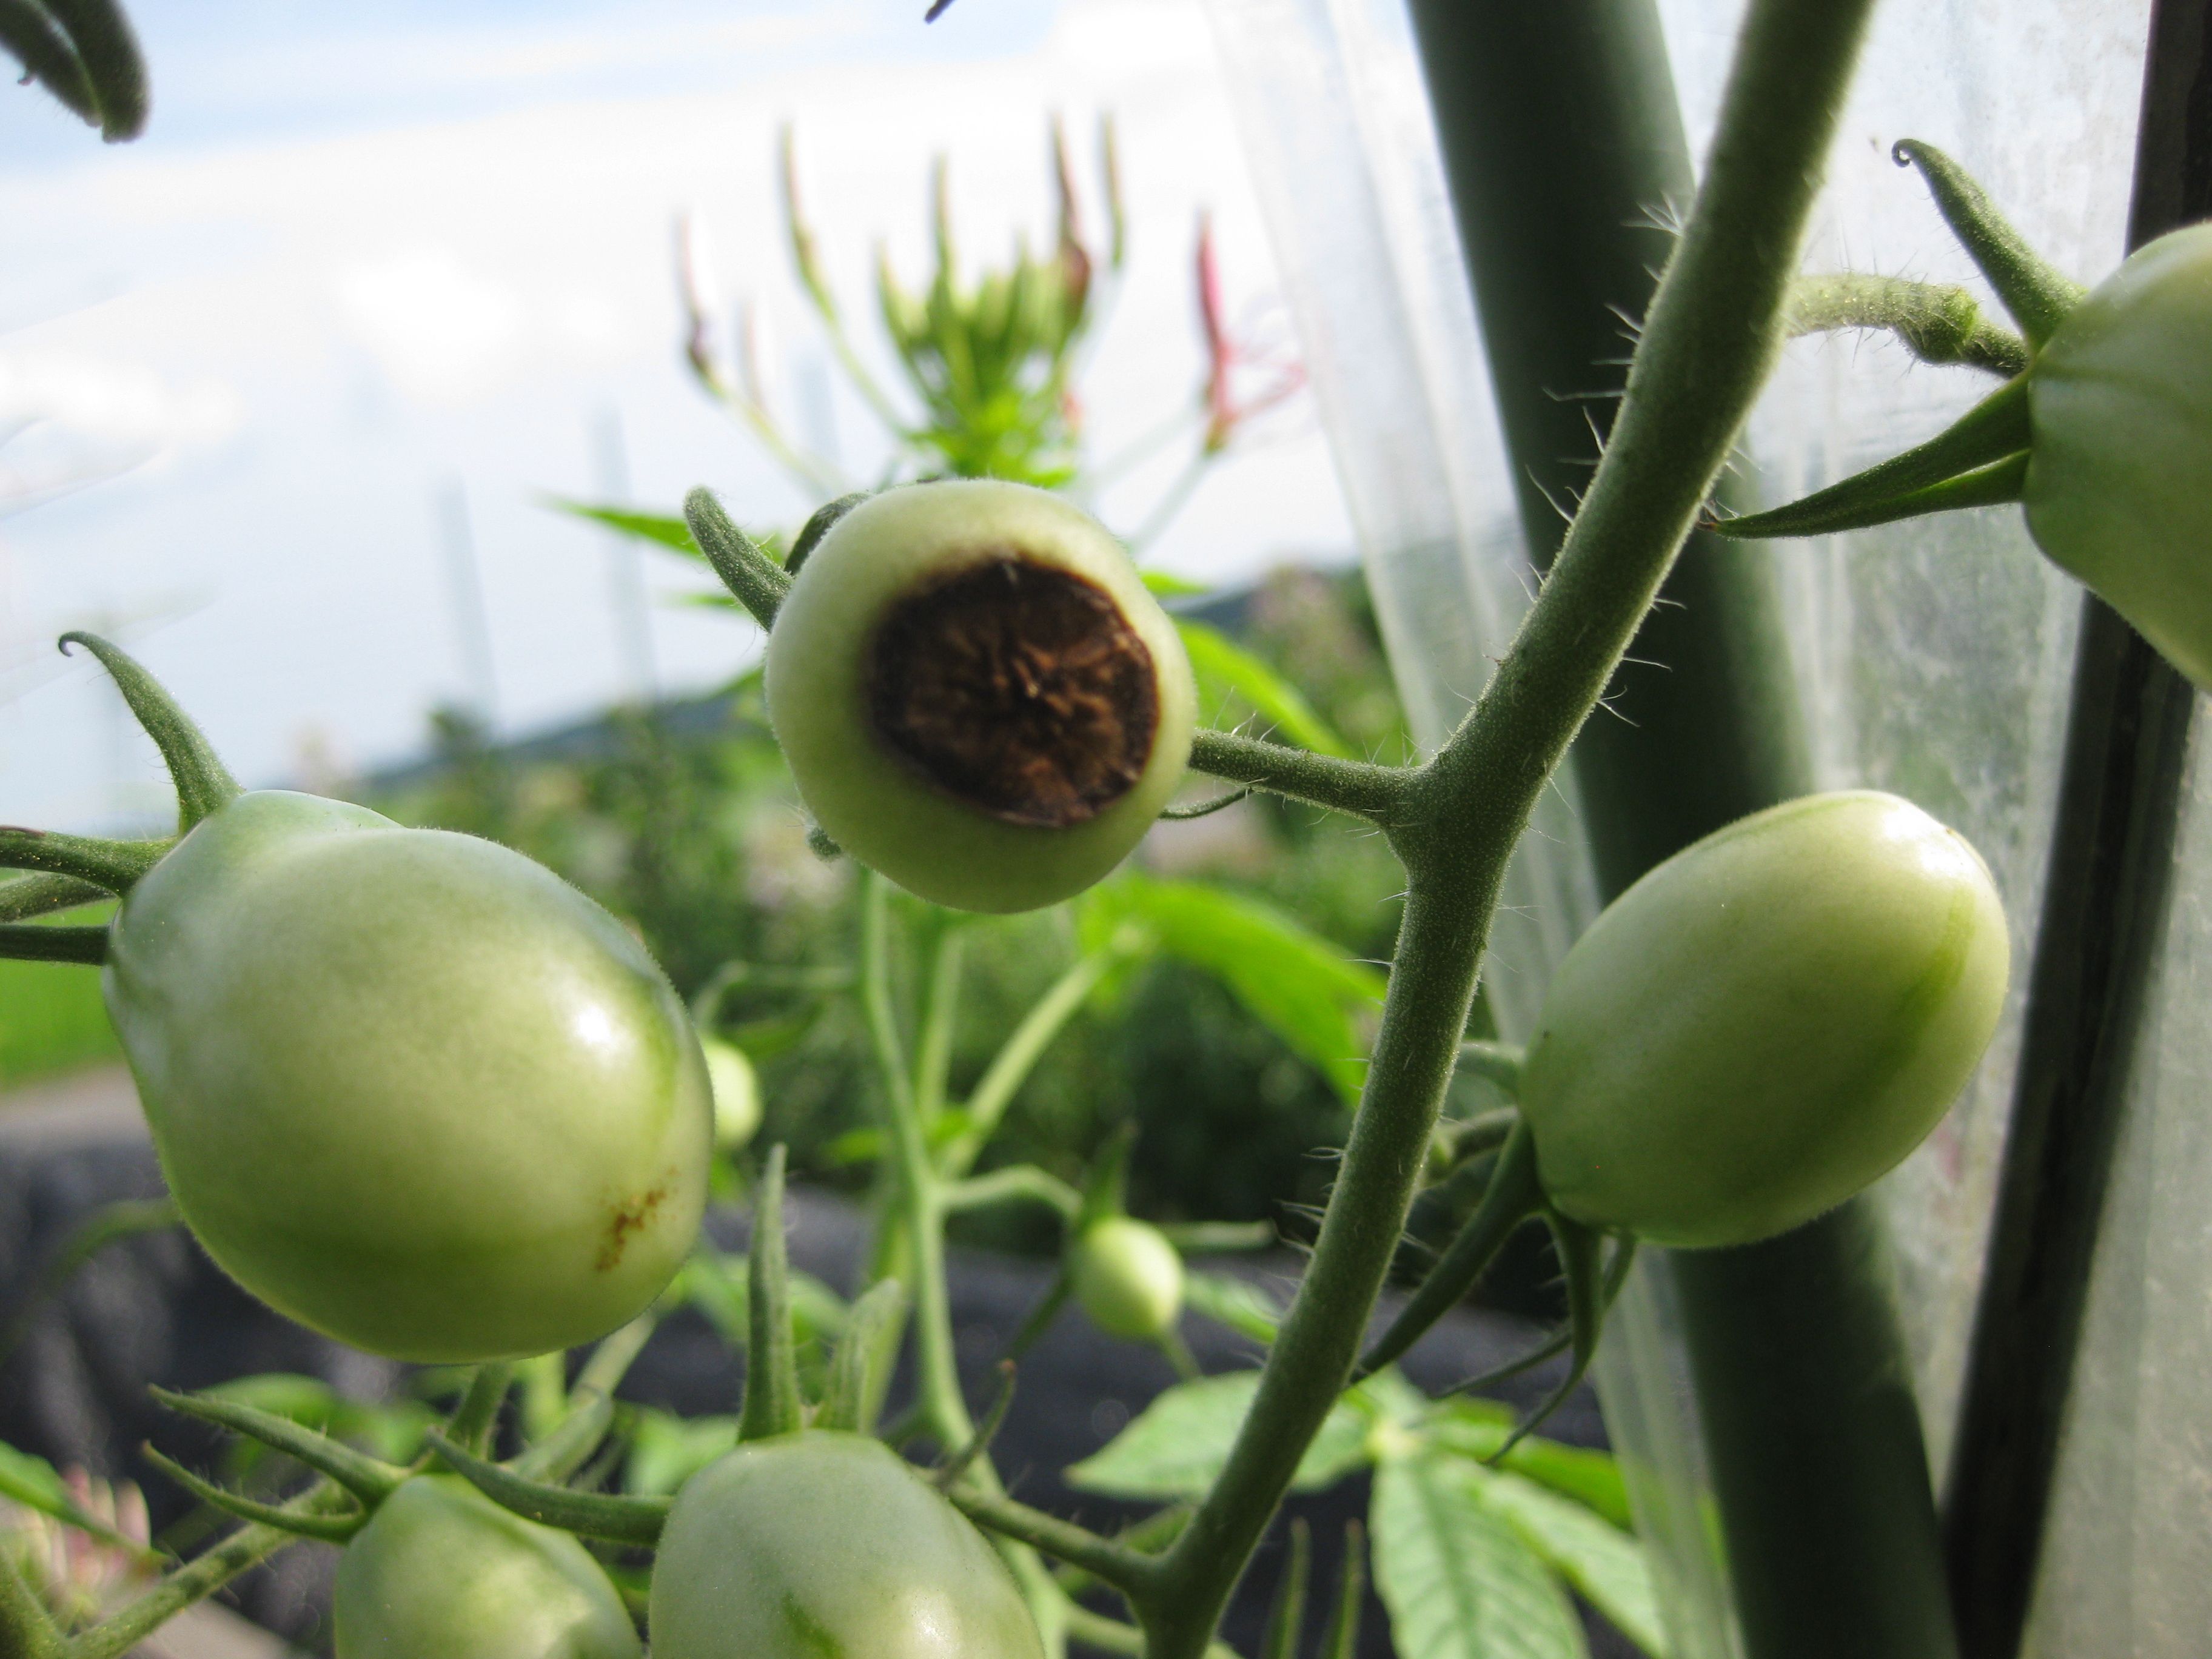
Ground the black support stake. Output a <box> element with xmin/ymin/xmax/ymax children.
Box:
<box><xmin>1941</xmin><ymin>8</ymin><xmax>2212</xmax><ymax>1651</ymax></box>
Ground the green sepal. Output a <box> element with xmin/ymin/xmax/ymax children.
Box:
<box><xmin>139</xmin><ymin>1446</ymin><xmax>366</xmax><ymax>1544</ymax></box>
<box><xmin>933</xmin><ymin>1359</ymin><xmax>1016</xmax><ymax>1490</ymax></box>
<box><xmin>149</xmin><ymin>1386</ymin><xmax>408</xmax><ymax>1507</ymax></box>
<box><xmin>1319</xmin><ymin>1521</ymin><xmax>1365</xmax><ymax>1659</ymax></box>
<box><xmin>739</xmin><ymin>1144</ymin><xmax>803</xmax><ymax>1443</ymax></box>
<box><xmin>0</xmin><ymin>873</ymin><xmax>111</xmax><ymax>922</ymax></box>
<box><xmin>1491</xmin><ymin>1212</ymin><xmax>1611</xmax><ymax>1461</ymax></box>
<box><xmin>0</xmin><ymin>828</ymin><xmax>167</xmax><ymax>895</ymax></box>
<box><xmin>683</xmin><ymin>489</ymin><xmax>791</xmax><ymax>629</ymax></box>
<box><xmin>61</xmin><ymin>633</ymin><xmax>240</xmax><ymax>833</ymax></box>
<box><xmin>1893</xmin><ymin>139</ymin><xmax>2083</xmax><ymax>349</ymax></box>
<box><xmin>1712</xmin><ymin>372</ymin><xmax>2030</xmax><ymax>541</ymax></box>
<box><xmin>0</xmin><ymin>923</ymin><xmax>108</xmax><ymax>964</ymax></box>
<box><xmin>1076</xmin><ymin>1122</ymin><xmax>1139</xmax><ymax>1232</ymax></box>
<box><xmin>818</xmin><ymin>1277</ymin><xmax>907</xmax><ymax>1436</ymax></box>
<box><xmin>39</xmin><ymin>0</ymin><xmax>147</xmax><ymax>141</ymax></box>
<box><xmin>1259</xmin><ymin>1517</ymin><xmax>1310</xmax><ymax>1659</ymax></box>
<box><xmin>421</xmin><ymin>1430</ymin><xmax>669</xmax><ymax>1544</ymax></box>
<box><xmin>786</xmin><ymin>491</ymin><xmax>870</xmax><ymax>577</ymax></box>
<box><xmin>1356</xmin><ymin>1122</ymin><xmax>1544</xmax><ymax>1379</ymax></box>
<box><xmin>1442</xmin><ymin>1235</ymin><xmax>1638</xmax><ymax>1399</ymax></box>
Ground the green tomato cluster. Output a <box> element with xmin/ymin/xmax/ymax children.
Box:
<box><xmin>1520</xmin><ymin>790</ymin><xmax>2008</xmax><ymax>1248</ymax></box>
<box><xmin>648</xmin><ymin>1432</ymin><xmax>1045</xmax><ymax>1659</ymax></box>
<box><xmin>766</xmin><ymin>480</ymin><xmax>1197</xmax><ymax>913</ymax></box>
<box><xmin>107</xmin><ymin>791</ymin><xmax>713</xmax><ymax>1362</ymax></box>
<box><xmin>333</xmin><ymin>1476</ymin><xmax>640</xmax><ymax>1659</ymax></box>
<box><xmin>2025</xmin><ymin>223</ymin><xmax>2212</xmax><ymax>689</ymax></box>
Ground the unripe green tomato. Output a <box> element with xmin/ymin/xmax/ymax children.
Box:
<box><xmin>105</xmin><ymin>791</ymin><xmax>712</xmax><ymax>1361</ymax></box>
<box><xmin>647</xmin><ymin>1432</ymin><xmax>1045</xmax><ymax>1659</ymax></box>
<box><xmin>1070</xmin><ymin>1216</ymin><xmax>1184</xmax><ymax>1342</ymax></box>
<box><xmin>1519</xmin><ymin>791</ymin><xmax>2008</xmax><ymax>1249</ymax></box>
<box><xmin>765</xmin><ymin>480</ymin><xmax>1198</xmax><ymax>913</ymax></box>
<box><xmin>333</xmin><ymin>1475</ymin><xmax>640</xmax><ymax>1659</ymax></box>
<box><xmin>2026</xmin><ymin>223</ymin><xmax>2212</xmax><ymax>689</ymax></box>
<box><xmin>700</xmin><ymin>1036</ymin><xmax>762</xmax><ymax>1151</ymax></box>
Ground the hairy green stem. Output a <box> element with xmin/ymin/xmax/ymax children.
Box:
<box><xmin>945</xmin><ymin>947</ymin><xmax>1121</xmax><ymax>1173</ymax></box>
<box><xmin>0</xmin><ymin>926</ymin><xmax>107</xmax><ymax>965</ymax></box>
<box><xmin>1130</xmin><ymin>0</ymin><xmax>1877</xmax><ymax>1651</ymax></box>
<box><xmin>1788</xmin><ymin>272</ymin><xmax>2029</xmax><ymax>377</ymax></box>
<box><xmin>943</xmin><ymin>1164</ymin><xmax>1082</xmax><ymax>1221</ymax></box>
<box><xmin>856</xmin><ymin>873</ymin><xmax>1068</xmax><ymax>1654</ymax></box>
<box><xmin>1187</xmin><ymin>729</ymin><xmax>1413</xmax><ymax>824</ymax></box>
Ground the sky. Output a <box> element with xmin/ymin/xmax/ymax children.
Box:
<box><xmin>0</xmin><ymin>0</ymin><xmax>1352</xmax><ymax>830</ymax></box>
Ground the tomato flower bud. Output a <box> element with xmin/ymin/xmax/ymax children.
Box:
<box><xmin>1070</xmin><ymin>1216</ymin><xmax>1185</xmax><ymax>1342</ymax></box>
<box><xmin>2025</xmin><ymin>222</ymin><xmax>2212</xmax><ymax>690</ymax></box>
<box><xmin>648</xmin><ymin>1432</ymin><xmax>1045</xmax><ymax>1659</ymax></box>
<box><xmin>765</xmin><ymin>480</ymin><xmax>1197</xmax><ymax>913</ymax></box>
<box><xmin>1519</xmin><ymin>791</ymin><xmax>2008</xmax><ymax>1249</ymax></box>
<box><xmin>333</xmin><ymin>1476</ymin><xmax>640</xmax><ymax>1659</ymax></box>
<box><xmin>107</xmin><ymin>791</ymin><xmax>713</xmax><ymax>1362</ymax></box>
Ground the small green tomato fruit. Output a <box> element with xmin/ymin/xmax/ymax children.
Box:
<box><xmin>647</xmin><ymin>1431</ymin><xmax>1045</xmax><ymax>1659</ymax></box>
<box><xmin>333</xmin><ymin>1475</ymin><xmax>640</xmax><ymax>1659</ymax></box>
<box><xmin>2026</xmin><ymin>223</ymin><xmax>2212</xmax><ymax>689</ymax></box>
<box><xmin>1070</xmin><ymin>1216</ymin><xmax>1184</xmax><ymax>1342</ymax></box>
<box><xmin>106</xmin><ymin>791</ymin><xmax>712</xmax><ymax>1361</ymax></box>
<box><xmin>700</xmin><ymin>1035</ymin><xmax>762</xmax><ymax>1151</ymax></box>
<box><xmin>1519</xmin><ymin>791</ymin><xmax>2008</xmax><ymax>1249</ymax></box>
<box><xmin>765</xmin><ymin>480</ymin><xmax>1197</xmax><ymax>913</ymax></box>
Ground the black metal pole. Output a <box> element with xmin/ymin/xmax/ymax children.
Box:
<box><xmin>1405</xmin><ymin>4</ymin><xmax>1957</xmax><ymax>1654</ymax></box>
<box><xmin>1940</xmin><ymin>8</ymin><xmax>2211</xmax><ymax>1654</ymax></box>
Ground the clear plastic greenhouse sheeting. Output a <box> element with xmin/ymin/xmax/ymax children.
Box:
<box><xmin>1203</xmin><ymin>0</ymin><xmax>2164</xmax><ymax>1653</ymax></box>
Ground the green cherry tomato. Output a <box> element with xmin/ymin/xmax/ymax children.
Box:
<box><xmin>765</xmin><ymin>479</ymin><xmax>1198</xmax><ymax>913</ymax></box>
<box><xmin>1519</xmin><ymin>791</ymin><xmax>2008</xmax><ymax>1249</ymax></box>
<box><xmin>333</xmin><ymin>1475</ymin><xmax>640</xmax><ymax>1659</ymax></box>
<box><xmin>647</xmin><ymin>1432</ymin><xmax>1045</xmax><ymax>1659</ymax></box>
<box><xmin>1070</xmin><ymin>1216</ymin><xmax>1184</xmax><ymax>1342</ymax></box>
<box><xmin>105</xmin><ymin>791</ymin><xmax>712</xmax><ymax>1361</ymax></box>
<box><xmin>700</xmin><ymin>1036</ymin><xmax>762</xmax><ymax>1151</ymax></box>
<box><xmin>2026</xmin><ymin>222</ymin><xmax>2212</xmax><ymax>689</ymax></box>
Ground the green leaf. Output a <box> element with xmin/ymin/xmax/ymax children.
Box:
<box><xmin>545</xmin><ymin>498</ymin><xmax>700</xmax><ymax>556</ymax></box>
<box><xmin>1424</xmin><ymin>1399</ymin><xmax>1634</xmax><ymax>1531</ymax></box>
<box><xmin>1142</xmin><ymin>571</ymin><xmax>1212</xmax><ymax>598</ymax></box>
<box><xmin>1083</xmin><ymin>876</ymin><xmax>1384</xmax><ymax>1104</ymax></box>
<box><xmin>1176</xmin><ymin>618</ymin><xmax>1355</xmax><ymax>760</ymax></box>
<box><xmin>1482</xmin><ymin>1473</ymin><xmax>1669</xmax><ymax>1658</ymax></box>
<box><xmin>1065</xmin><ymin>1372</ymin><xmax>1371</xmax><ymax>1500</ymax></box>
<box><xmin>1371</xmin><ymin>1453</ymin><xmax>1586</xmax><ymax>1659</ymax></box>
